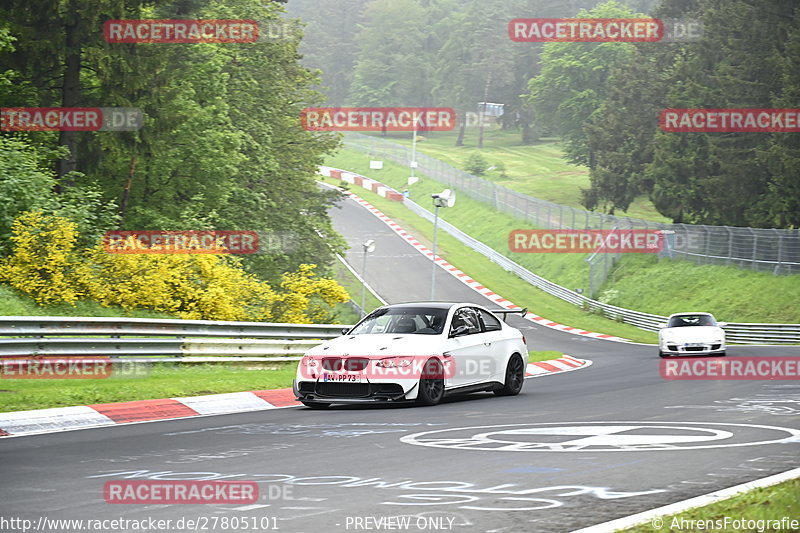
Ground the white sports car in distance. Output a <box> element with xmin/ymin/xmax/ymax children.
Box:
<box><xmin>293</xmin><ymin>302</ymin><xmax>528</xmax><ymax>408</ymax></box>
<box><xmin>657</xmin><ymin>312</ymin><xmax>727</xmax><ymax>358</ymax></box>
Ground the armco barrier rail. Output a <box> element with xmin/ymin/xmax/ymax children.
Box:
<box><xmin>0</xmin><ymin>317</ymin><xmax>349</xmax><ymax>359</ymax></box>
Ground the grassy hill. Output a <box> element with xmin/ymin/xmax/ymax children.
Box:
<box><xmin>325</xmin><ymin>148</ymin><xmax>800</xmax><ymax>324</ymax></box>
<box><xmin>363</xmin><ymin>128</ymin><xmax>670</xmax><ymax>223</ymax></box>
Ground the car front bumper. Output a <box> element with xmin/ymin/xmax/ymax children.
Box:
<box><xmin>293</xmin><ymin>379</ymin><xmax>416</xmax><ymax>403</ymax></box>
<box><xmin>660</xmin><ymin>342</ymin><xmax>725</xmax><ymax>356</ymax></box>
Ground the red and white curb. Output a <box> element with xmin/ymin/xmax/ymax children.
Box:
<box><xmin>0</xmin><ymin>356</ymin><xmax>589</xmax><ymax>438</ymax></box>
<box><xmin>526</xmin><ymin>354</ymin><xmax>591</xmax><ymax>377</ymax></box>
<box><xmin>319</xmin><ymin>167</ymin><xmax>630</xmax><ymax>343</ymax></box>
<box><xmin>0</xmin><ymin>388</ymin><xmax>298</xmax><ymax>438</ymax></box>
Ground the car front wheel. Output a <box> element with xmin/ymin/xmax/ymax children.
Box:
<box><xmin>416</xmin><ymin>358</ymin><xmax>445</xmax><ymax>406</ymax></box>
<box><xmin>494</xmin><ymin>353</ymin><xmax>525</xmax><ymax>396</ymax></box>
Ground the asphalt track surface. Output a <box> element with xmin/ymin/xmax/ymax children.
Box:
<box><xmin>1</xmin><ymin>193</ymin><xmax>799</xmax><ymax>533</ymax></box>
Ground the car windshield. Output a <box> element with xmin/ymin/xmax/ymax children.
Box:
<box><xmin>349</xmin><ymin>307</ymin><xmax>448</xmax><ymax>335</ymax></box>
<box><xmin>667</xmin><ymin>315</ymin><xmax>717</xmax><ymax>327</ymax></box>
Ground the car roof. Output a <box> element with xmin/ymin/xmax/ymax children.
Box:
<box><xmin>668</xmin><ymin>312</ymin><xmax>714</xmax><ymax>317</ymax></box>
<box><xmin>377</xmin><ymin>302</ymin><xmax>482</xmax><ymax>311</ymax></box>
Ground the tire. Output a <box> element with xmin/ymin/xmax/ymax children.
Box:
<box><xmin>717</xmin><ymin>351</ymin><xmax>727</xmax><ymax>357</ymax></box>
<box><xmin>416</xmin><ymin>358</ymin><xmax>445</xmax><ymax>406</ymax></box>
<box><xmin>658</xmin><ymin>350</ymin><xmax>669</xmax><ymax>358</ymax></box>
<box><xmin>301</xmin><ymin>401</ymin><xmax>331</xmax><ymax>409</ymax></box>
<box><xmin>494</xmin><ymin>353</ymin><xmax>525</xmax><ymax>397</ymax></box>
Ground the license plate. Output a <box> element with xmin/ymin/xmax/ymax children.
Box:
<box><xmin>322</xmin><ymin>373</ymin><xmax>361</xmax><ymax>383</ymax></box>
<box><xmin>684</xmin><ymin>343</ymin><xmax>705</xmax><ymax>347</ymax></box>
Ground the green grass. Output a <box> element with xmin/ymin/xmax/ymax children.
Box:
<box><xmin>0</xmin><ymin>284</ymin><xmax>175</xmax><ymax>319</ymax></box>
<box><xmin>361</xmin><ymin>128</ymin><xmax>671</xmax><ymax>222</ymax></box>
<box><xmin>605</xmin><ymin>255</ymin><xmax>800</xmax><ymax>323</ymax></box>
<box><xmin>528</xmin><ymin>350</ymin><xmax>563</xmax><ymax>363</ymax></box>
<box><xmin>332</xmin><ymin>257</ymin><xmax>384</xmax><ymax>317</ymax></box>
<box><xmin>319</xmin><ymin>174</ymin><xmax>658</xmax><ymax>343</ymax></box>
<box><xmin>0</xmin><ymin>362</ymin><xmax>298</xmax><ymax>413</ymax></box>
<box><xmin>325</xmin><ymin>149</ymin><xmax>800</xmax><ymax>325</ymax></box>
<box><xmin>621</xmin><ymin>478</ymin><xmax>800</xmax><ymax>533</ymax></box>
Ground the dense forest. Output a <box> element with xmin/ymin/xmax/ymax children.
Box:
<box><xmin>0</xmin><ymin>0</ymin><xmax>345</xmax><ymax>285</ymax></box>
<box><xmin>289</xmin><ymin>0</ymin><xmax>800</xmax><ymax>228</ymax></box>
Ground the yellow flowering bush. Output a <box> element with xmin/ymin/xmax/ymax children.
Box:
<box><xmin>0</xmin><ymin>211</ymin><xmax>84</xmax><ymax>305</ymax></box>
<box><xmin>271</xmin><ymin>264</ymin><xmax>351</xmax><ymax>323</ymax></box>
<box><xmin>0</xmin><ymin>211</ymin><xmax>350</xmax><ymax>322</ymax></box>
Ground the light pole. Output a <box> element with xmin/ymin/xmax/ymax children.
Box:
<box><xmin>430</xmin><ymin>189</ymin><xmax>456</xmax><ymax>300</ymax></box>
<box><xmin>360</xmin><ymin>239</ymin><xmax>375</xmax><ymax>316</ymax></box>
<box><xmin>410</xmin><ymin>126</ymin><xmax>417</xmax><ymax>179</ymax></box>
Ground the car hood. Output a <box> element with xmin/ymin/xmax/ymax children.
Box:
<box><xmin>306</xmin><ymin>334</ymin><xmax>444</xmax><ymax>357</ymax></box>
<box><xmin>660</xmin><ymin>326</ymin><xmax>724</xmax><ymax>342</ymax></box>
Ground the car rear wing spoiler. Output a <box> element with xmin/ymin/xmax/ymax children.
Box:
<box><xmin>490</xmin><ymin>308</ymin><xmax>528</xmax><ymax>322</ymax></box>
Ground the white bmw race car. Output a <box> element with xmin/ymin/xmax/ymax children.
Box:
<box><xmin>293</xmin><ymin>302</ymin><xmax>528</xmax><ymax>408</ymax></box>
<box><xmin>657</xmin><ymin>312</ymin><xmax>727</xmax><ymax>358</ymax></box>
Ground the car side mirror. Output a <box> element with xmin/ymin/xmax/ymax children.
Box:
<box><xmin>449</xmin><ymin>325</ymin><xmax>470</xmax><ymax>338</ymax></box>
<box><xmin>341</xmin><ymin>328</ymin><xmax>350</xmax><ymax>335</ymax></box>
<box><xmin>656</xmin><ymin>322</ymin><xmax>667</xmax><ymax>329</ymax></box>
<box><xmin>717</xmin><ymin>322</ymin><xmax>728</xmax><ymax>328</ymax></box>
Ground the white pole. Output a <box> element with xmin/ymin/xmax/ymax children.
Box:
<box><xmin>430</xmin><ymin>204</ymin><xmax>439</xmax><ymax>300</ymax></box>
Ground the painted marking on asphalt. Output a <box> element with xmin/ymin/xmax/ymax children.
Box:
<box><xmin>401</xmin><ymin>421</ymin><xmax>800</xmax><ymax>452</ymax></box>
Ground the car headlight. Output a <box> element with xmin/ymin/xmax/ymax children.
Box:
<box><xmin>301</xmin><ymin>356</ymin><xmax>318</xmax><ymax>367</ymax></box>
<box><xmin>376</xmin><ymin>357</ymin><xmax>412</xmax><ymax>368</ymax></box>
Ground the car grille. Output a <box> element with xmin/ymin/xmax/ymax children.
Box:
<box><xmin>305</xmin><ymin>382</ymin><xmax>405</xmax><ymax>398</ymax></box>
<box><xmin>343</xmin><ymin>358</ymin><xmax>369</xmax><ymax>371</ymax></box>
<box><xmin>320</xmin><ymin>357</ymin><xmax>370</xmax><ymax>371</ymax></box>
<box><xmin>321</xmin><ymin>358</ymin><xmax>343</xmax><ymax>371</ymax></box>
<box><xmin>711</xmin><ymin>344</ymin><xmax>721</xmax><ymax>350</ymax></box>
<box><xmin>316</xmin><ymin>382</ymin><xmax>370</xmax><ymax>397</ymax></box>
<box><xmin>684</xmin><ymin>346</ymin><xmax>706</xmax><ymax>352</ymax></box>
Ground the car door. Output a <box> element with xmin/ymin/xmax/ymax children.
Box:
<box><xmin>443</xmin><ymin>307</ymin><xmax>493</xmax><ymax>388</ymax></box>
<box><xmin>477</xmin><ymin>308</ymin><xmax>512</xmax><ymax>382</ymax></box>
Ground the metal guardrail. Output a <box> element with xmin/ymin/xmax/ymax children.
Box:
<box><xmin>402</xmin><ymin>199</ymin><xmax>800</xmax><ymax>345</ymax></box>
<box><xmin>0</xmin><ymin>317</ymin><xmax>349</xmax><ymax>359</ymax></box>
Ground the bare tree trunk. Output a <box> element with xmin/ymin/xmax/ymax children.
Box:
<box><xmin>455</xmin><ymin>108</ymin><xmax>466</xmax><ymax>146</ymax></box>
<box><xmin>57</xmin><ymin>0</ymin><xmax>81</xmax><ymax>185</ymax></box>
<box><xmin>119</xmin><ymin>156</ymin><xmax>137</xmax><ymax>223</ymax></box>
<box><xmin>478</xmin><ymin>71</ymin><xmax>492</xmax><ymax>149</ymax></box>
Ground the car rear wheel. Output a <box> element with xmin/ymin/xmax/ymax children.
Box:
<box><xmin>301</xmin><ymin>401</ymin><xmax>331</xmax><ymax>409</ymax></box>
<box><xmin>416</xmin><ymin>358</ymin><xmax>445</xmax><ymax>406</ymax></box>
<box><xmin>494</xmin><ymin>353</ymin><xmax>525</xmax><ymax>396</ymax></box>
